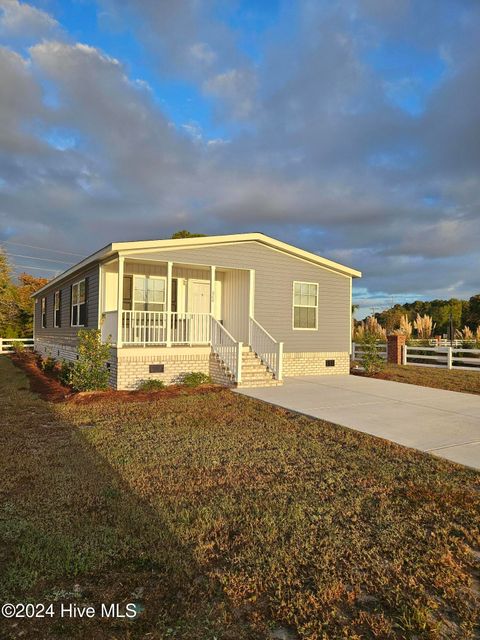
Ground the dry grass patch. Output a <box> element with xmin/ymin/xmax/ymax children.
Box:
<box><xmin>355</xmin><ymin>363</ymin><xmax>480</xmax><ymax>395</ymax></box>
<box><xmin>1</xmin><ymin>357</ymin><xmax>479</xmax><ymax>639</ymax></box>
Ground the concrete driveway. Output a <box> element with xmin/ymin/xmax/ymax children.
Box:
<box><xmin>235</xmin><ymin>375</ymin><xmax>480</xmax><ymax>470</ymax></box>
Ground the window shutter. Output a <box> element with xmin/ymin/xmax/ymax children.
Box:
<box><xmin>70</xmin><ymin>284</ymin><xmax>73</xmax><ymax>326</ymax></box>
<box><xmin>58</xmin><ymin>290</ymin><xmax>62</xmax><ymax>327</ymax></box>
<box><xmin>83</xmin><ymin>277</ymin><xmax>89</xmax><ymax>327</ymax></box>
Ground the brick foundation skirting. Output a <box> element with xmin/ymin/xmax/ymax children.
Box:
<box><xmin>282</xmin><ymin>352</ymin><xmax>350</xmax><ymax>376</ymax></box>
<box><xmin>34</xmin><ymin>339</ymin><xmax>351</xmax><ymax>389</ymax></box>
<box><xmin>115</xmin><ymin>349</ymin><xmax>212</xmax><ymax>390</ymax></box>
<box><xmin>34</xmin><ymin>338</ymin><xmax>78</xmax><ymax>362</ymax></box>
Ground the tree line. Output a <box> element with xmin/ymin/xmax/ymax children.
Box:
<box><xmin>361</xmin><ymin>296</ymin><xmax>480</xmax><ymax>336</ymax></box>
<box><xmin>0</xmin><ymin>250</ymin><xmax>48</xmax><ymax>337</ymax></box>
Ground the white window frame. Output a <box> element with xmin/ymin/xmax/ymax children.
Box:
<box><xmin>71</xmin><ymin>279</ymin><xmax>86</xmax><ymax>327</ymax></box>
<box><xmin>292</xmin><ymin>281</ymin><xmax>318</xmax><ymax>331</ymax></box>
<box><xmin>54</xmin><ymin>290</ymin><xmax>61</xmax><ymax>328</ymax></box>
<box><xmin>41</xmin><ymin>297</ymin><xmax>46</xmax><ymax>328</ymax></box>
<box><xmin>132</xmin><ymin>275</ymin><xmax>166</xmax><ymax>312</ymax></box>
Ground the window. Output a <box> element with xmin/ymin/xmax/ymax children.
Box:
<box><xmin>133</xmin><ymin>276</ymin><xmax>166</xmax><ymax>312</ymax></box>
<box><xmin>293</xmin><ymin>281</ymin><xmax>318</xmax><ymax>329</ymax></box>
<box><xmin>41</xmin><ymin>297</ymin><xmax>46</xmax><ymax>328</ymax></box>
<box><xmin>71</xmin><ymin>279</ymin><xmax>87</xmax><ymax>326</ymax></box>
<box><xmin>54</xmin><ymin>290</ymin><xmax>61</xmax><ymax>327</ymax></box>
<box><xmin>122</xmin><ymin>276</ymin><xmax>133</xmax><ymax>310</ymax></box>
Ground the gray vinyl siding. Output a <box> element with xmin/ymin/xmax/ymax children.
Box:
<box><xmin>129</xmin><ymin>242</ymin><xmax>351</xmax><ymax>352</ymax></box>
<box><xmin>33</xmin><ymin>264</ymin><xmax>100</xmax><ymax>347</ymax></box>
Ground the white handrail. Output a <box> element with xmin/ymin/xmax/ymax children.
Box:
<box><xmin>210</xmin><ymin>317</ymin><xmax>242</xmax><ymax>383</ymax></box>
<box><xmin>249</xmin><ymin>316</ymin><xmax>283</xmax><ymax>380</ymax></box>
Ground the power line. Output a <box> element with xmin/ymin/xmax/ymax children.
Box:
<box><xmin>6</xmin><ymin>253</ymin><xmax>72</xmax><ymax>266</ymax></box>
<box><xmin>0</xmin><ymin>240</ymin><xmax>84</xmax><ymax>257</ymax></box>
<box><xmin>11</xmin><ymin>264</ymin><xmax>60</xmax><ymax>273</ymax></box>
<box><xmin>5</xmin><ymin>253</ymin><xmax>73</xmax><ymax>265</ymax></box>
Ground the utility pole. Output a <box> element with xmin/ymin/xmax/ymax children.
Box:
<box><xmin>449</xmin><ymin>306</ymin><xmax>454</xmax><ymax>346</ymax></box>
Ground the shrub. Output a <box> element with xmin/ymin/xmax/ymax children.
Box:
<box><xmin>137</xmin><ymin>379</ymin><xmax>165</xmax><ymax>391</ymax></box>
<box><xmin>413</xmin><ymin>313</ymin><xmax>436</xmax><ymax>339</ymax></box>
<box><xmin>353</xmin><ymin>316</ymin><xmax>386</xmax><ymax>341</ymax></box>
<box><xmin>393</xmin><ymin>314</ymin><xmax>413</xmax><ymax>339</ymax></box>
<box><xmin>12</xmin><ymin>342</ymin><xmax>25</xmax><ymax>355</ymax></box>
<box><xmin>58</xmin><ymin>360</ymin><xmax>74</xmax><ymax>387</ymax></box>
<box><xmin>69</xmin><ymin>329</ymin><xmax>111</xmax><ymax>392</ymax></box>
<box><xmin>39</xmin><ymin>356</ymin><xmax>56</xmax><ymax>373</ymax></box>
<box><xmin>182</xmin><ymin>371</ymin><xmax>212</xmax><ymax>387</ymax></box>
<box><xmin>359</xmin><ymin>333</ymin><xmax>385</xmax><ymax>375</ymax></box>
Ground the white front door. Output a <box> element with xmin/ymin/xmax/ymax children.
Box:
<box><xmin>188</xmin><ymin>280</ymin><xmax>210</xmax><ymax>313</ymax></box>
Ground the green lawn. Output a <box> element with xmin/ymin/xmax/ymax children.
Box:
<box><xmin>1</xmin><ymin>357</ymin><xmax>479</xmax><ymax>640</ymax></box>
<box><xmin>356</xmin><ymin>363</ymin><xmax>480</xmax><ymax>395</ymax></box>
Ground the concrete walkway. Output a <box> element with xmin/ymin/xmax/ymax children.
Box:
<box><xmin>235</xmin><ymin>375</ymin><xmax>480</xmax><ymax>470</ymax></box>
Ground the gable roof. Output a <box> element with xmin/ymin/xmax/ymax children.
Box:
<box><xmin>32</xmin><ymin>232</ymin><xmax>361</xmax><ymax>297</ymax></box>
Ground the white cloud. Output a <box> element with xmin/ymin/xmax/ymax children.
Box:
<box><xmin>0</xmin><ymin>0</ymin><xmax>58</xmax><ymax>39</ymax></box>
<box><xmin>1</xmin><ymin>0</ymin><xmax>480</xmax><ymax>307</ymax></box>
<box><xmin>189</xmin><ymin>42</ymin><xmax>216</xmax><ymax>66</ymax></box>
<box><xmin>203</xmin><ymin>68</ymin><xmax>256</xmax><ymax>119</ymax></box>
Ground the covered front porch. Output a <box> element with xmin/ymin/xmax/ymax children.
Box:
<box><xmin>99</xmin><ymin>255</ymin><xmax>283</xmax><ymax>383</ymax></box>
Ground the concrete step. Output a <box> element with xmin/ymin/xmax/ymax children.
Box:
<box><xmin>241</xmin><ymin>373</ymin><xmax>278</xmax><ymax>381</ymax></box>
<box><xmin>236</xmin><ymin>380</ymin><xmax>283</xmax><ymax>388</ymax></box>
<box><xmin>215</xmin><ymin>347</ymin><xmax>283</xmax><ymax>388</ymax></box>
<box><xmin>241</xmin><ymin>362</ymin><xmax>269</xmax><ymax>371</ymax></box>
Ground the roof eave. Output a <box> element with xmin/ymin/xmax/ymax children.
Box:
<box><xmin>30</xmin><ymin>243</ymin><xmax>114</xmax><ymax>298</ymax></box>
<box><xmin>31</xmin><ymin>232</ymin><xmax>361</xmax><ymax>298</ymax></box>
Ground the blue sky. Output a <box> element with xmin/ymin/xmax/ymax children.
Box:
<box><xmin>0</xmin><ymin>0</ymin><xmax>479</xmax><ymax>317</ymax></box>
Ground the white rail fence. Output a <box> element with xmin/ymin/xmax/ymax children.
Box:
<box><xmin>211</xmin><ymin>317</ymin><xmax>242</xmax><ymax>383</ymax></box>
<box><xmin>249</xmin><ymin>317</ymin><xmax>283</xmax><ymax>380</ymax></box>
<box><xmin>351</xmin><ymin>342</ymin><xmax>387</xmax><ymax>361</ymax></box>
<box><xmin>0</xmin><ymin>337</ymin><xmax>34</xmax><ymax>353</ymax></box>
<box><xmin>409</xmin><ymin>338</ymin><xmax>477</xmax><ymax>348</ymax></box>
<box><xmin>352</xmin><ymin>341</ymin><xmax>480</xmax><ymax>371</ymax></box>
<box><xmin>404</xmin><ymin>345</ymin><xmax>480</xmax><ymax>371</ymax></box>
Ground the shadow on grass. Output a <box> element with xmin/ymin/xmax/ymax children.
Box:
<box><xmin>0</xmin><ymin>357</ymin><xmax>260</xmax><ymax>640</ymax></box>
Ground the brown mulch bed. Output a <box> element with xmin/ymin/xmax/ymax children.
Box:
<box><xmin>10</xmin><ymin>352</ymin><xmax>72</xmax><ymax>402</ymax></box>
<box><xmin>9</xmin><ymin>352</ymin><xmax>223</xmax><ymax>404</ymax></box>
<box><xmin>68</xmin><ymin>384</ymin><xmax>224</xmax><ymax>405</ymax></box>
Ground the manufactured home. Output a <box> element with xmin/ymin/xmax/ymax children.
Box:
<box><xmin>32</xmin><ymin>233</ymin><xmax>361</xmax><ymax>389</ymax></box>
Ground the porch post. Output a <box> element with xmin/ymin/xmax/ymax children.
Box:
<box><xmin>248</xmin><ymin>270</ymin><xmax>255</xmax><ymax>317</ymax></box>
<box><xmin>116</xmin><ymin>256</ymin><xmax>124</xmax><ymax>348</ymax></box>
<box><xmin>277</xmin><ymin>341</ymin><xmax>284</xmax><ymax>381</ymax></box>
<box><xmin>166</xmin><ymin>261</ymin><xmax>173</xmax><ymax>347</ymax></box>
<box><xmin>210</xmin><ymin>265</ymin><xmax>216</xmax><ymax>316</ymax></box>
<box><xmin>248</xmin><ymin>269</ymin><xmax>255</xmax><ymax>344</ymax></box>
<box><xmin>236</xmin><ymin>341</ymin><xmax>243</xmax><ymax>383</ymax></box>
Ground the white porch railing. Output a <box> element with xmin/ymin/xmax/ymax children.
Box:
<box><xmin>211</xmin><ymin>317</ymin><xmax>242</xmax><ymax>383</ymax></box>
<box><xmin>249</xmin><ymin>317</ymin><xmax>283</xmax><ymax>380</ymax></box>
<box><xmin>0</xmin><ymin>337</ymin><xmax>34</xmax><ymax>353</ymax></box>
<box><xmin>171</xmin><ymin>312</ymin><xmax>210</xmax><ymax>344</ymax></box>
<box><xmin>121</xmin><ymin>311</ymin><xmax>211</xmax><ymax>345</ymax></box>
